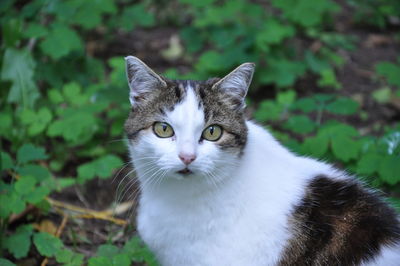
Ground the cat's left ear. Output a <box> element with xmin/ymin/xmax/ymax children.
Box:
<box><xmin>212</xmin><ymin>63</ymin><xmax>255</xmax><ymax>109</ymax></box>
<box><xmin>125</xmin><ymin>56</ymin><xmax>167</xmax><ymax>106</ymax></box>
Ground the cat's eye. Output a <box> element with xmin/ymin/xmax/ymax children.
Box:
<box><xmin>202</xmin><ymin>125</ymin><xmax>223</xmax><ymax>141</ymax></box>
<box><xmin>153</xmin><ymin>122</ymin><xmax>174</xmax><ymax>138</ymax></box>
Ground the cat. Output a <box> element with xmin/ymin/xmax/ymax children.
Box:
<box><xmin>124</xmin><ymin>55</ymin><xmax>400</xmax><ymax>266</ymax></box>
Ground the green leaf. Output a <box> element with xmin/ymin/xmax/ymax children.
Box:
<box><xmin>55</xmin><ymin>248</ymin><xmax>84</xmax><ymax>265</ymax></box>
<box><xmin>179</xmin><ymin>0</ymin><xmax>215</xmax><ymax>7</ymax></box>
<box><xmin>123</xmin><ymin>237</ymin><xmax>157</xmax><ymax>264</ymax></box>
<box><xmin>291</xmin><ymin>98</ymin><xmax>318</xmax><ymax>113</ymax></box>
<box><xmin>118</xmin><ymin>3</ymin><xmax>155</xmax><ymax>31</ymax></box>
<box><xmin>331</xmin><ymin>135</ymin><xmax>359</xmax><ymax>162</ymax></box>
<box><xmin>376</xmin><ymin>62</ymin><xmax>400</xmax><ymax>87</ymax></box>
<box><xmin>357</xmin><ymin>153</ymin><xmax>382</xmax><ymax>175</ymax></box>
<box><xmin>13</xmin><ymin>175</ymin><xmax>49</xmax><ymax>204</ymax></box>
<box><xmin>256</xmin><ymin>19</ymin><xmax>295</xmax><ymax>50</ymax></box>
<box><xmin>319</xmin><ymin>122</ymin><xmax>359</xmax><ymax>138</ymax></box>
<box><xmin>26</xmin><ymin>186</ymin><xmax>50</xmax><ymax>204</ymax></box>
<box><xmin>1</xmin><ymin>48</ymin><xmax>39</xmax><ymax>108</ymax></box>
<box><xmin>47</xmin><ymin>111</ymin><xmax>97</xmax><ymax>143</ymax></box>
<box><xmin>55</xmin><ymin>248</ymin><xmax>74</xmax><ymax>263</ymax></box>
<box><xmin>326</xmin><ymin>98</ymin><xmax>359</xmax><ymax>115</ymax></box>
<box><xmin>19</xmin><ymin>164</ymin><xmax>51</xmax><ymax>182</ymax></box>
<box><xmin>260</xmin><ymin>59</ymin><xmax>306</xmax><ymax>87</ymax></box>
<box><xmin>17</xmin><ymin>143</ymin><xmax>47</xmax><ymax>164</ymax></box>
<box><xmin>77</xmin><ymin>155</ymin><xmax>123</xmax><ymax>183</ymax></box>
<box><xmin>62</xmin><ymin>82</ymin><xmax>88</xmax><ymax>106</ymax></box>
<box><xmin>4</xmin><ymin>225</ymin><xmax>33</xmax><ymax>259</ymax></box>
<box><xmin>0</xmin><ymin>0</ymin><xmax>14</xmax><ymax>13</ymax></box>
<box><xmin>313</xmin><ymin>93</ymin><xmax>335</xmax><ymax>103</ymax></box>
<box><xmin>0</xmin><ymin>191</ymin><xmax>26</xmax><ymax>218</ymax></box>
<box><xmin>379</xmin><ymin>156</ymin><xmax>400</xmax><ymax>185</ymax></box>
<box><xmin>112</xmin><ymin>254</ymin><xmax>131</xmax><ymax>266</ymax></box>
<box><xmin>66</xmin><ymin>254</ymin><xmax>85</xmax><ymax>266</ymax></box>
<box><xmin>88</xmin><ymin>257</ymin><xmax>112</xmax><ymax>266</ymax></box>
<box><xmin>40</xmin><ymin>24</ymin><xmax>83</xmax><ymax>60</ymax></box>
<box><xmin>56</xmin><ymin>178</ymin><xmax>76</xmax><ymax>190</ymax></box>
<box><xmin>196</xmin><ymin>51</ymin><xmax>225</xmax><ymax>72</ymax></box>
<box><xmin>305</xmin><ymin>51</ymin><xmax>330</xmax><ymax>73</ymax></box>
<box><xmin>253</xmin><ymin>100</ymin><xmax>284</xmax><ymax>122</ymax></box>
<box><xmin>372</xmin><ymin>87</ymin><xmax>392</xmax><ymax>103</ymax></box>
<box><xmin>48</xmin><ymin>89</ymin><xmax>64</xmax><ymax>104</ymax></box>
<box><xmin>69</xmin><ymin>0</ymin><xmax>116</xmax><ymax>29</ymax></box>
<box><xmin>2</xmin><ymin>19</ymin><xmax>23</xmax><ymax>47</ymax></box>
<box><xmin>24</xmin><ymin>23</ymin><xmax>48</xmax><ymax>38</ymax></box>
<box><xmin>180</xmin><ymin>27</ymin><xmax>204</xmax><ymax>53</ymax></box>
<box><xmin>272</xmin><ymin>0</ymin><xmax>339</xmax><ymax>27</ymax></box>
<box><xmin>317</xmin><ymin>68</ymin><xmax>341</xmax><ymax>89</ymax></box>
<box><xmin>33</xmin><ymin>232</ymin><xmax>63</xmax><ymax>257</ymax></box>
<box><xmin>277</xmin><ymin>90</ymin><xmax>296</xmax><ymax>106</ymax></box>
<box><xmin>20</xmin><ymin>107</ymin><xmax>53</xmax><ymax>136</ymax></box>
<box><xmin>108</xmin><ymin>57</ymin><xmax>127</xmax><ymax>88</ymax></box>
<box><xmin>1</xmin><ymin>151</ymin><xmax>14</xmax><ymax>170</ymax></box>
<box><xmin>284</xmin><ymin>115</ymin><xmax>316</xmax><ymax>134</ymax></box>
<box><xmin>0</xmin><ymin>112</ymin><xmax>12</xmax><ymax>138</ymax></box>
<box><xmin>15</xmin><ymin>176</ymin><xmax>37</xmax><ymax>195</ymax></box>
<box><xmin>302</xmin><ymin>134</ymin><xmax>329</xmax><ymax>157</ymax></box>
<box><xmin>0</xmin><ymin>258</ymin><xmax>16</xmax><ymax>266</ymax></box>
<box><xmin>96</xmin><ymin>244</ymin><xmax>120</xmax><ymax>257</ymax></box>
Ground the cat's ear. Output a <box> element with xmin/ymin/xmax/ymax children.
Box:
<box><xmin>212</xmin><ymin>62</ymin><xmax>255</xmax><ymax>109</ymax></box>
<box><xmin>125</xmin><ymin>56</ymin><xmax>167</xmax><ymax>106</ymax></box>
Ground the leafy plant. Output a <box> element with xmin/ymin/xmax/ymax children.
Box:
<box><xmin>1</xmin><ymin>0</ymin><xmax>399</xmax><ymax>264</ymax></box>
<box><xmin>348</xmin><ymin>0</ymin><xmax>400</xmax><ymax>28</ymax></box>
<box><xmin>375</xmin><ymin>59</ymin><xmax>400</xmax><ymax>88</ymax></box>
<box><xmin>177</xmin><ymin>0</ymin><xmax>345</xmax><ymax>89</ymax></box>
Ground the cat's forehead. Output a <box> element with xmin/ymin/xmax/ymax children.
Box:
<box><xmin>170</xmin><ymin>79</ymin><xmax>215</xmax><ymax>104</ymax></box>
<box><xmin>165</xmin><ymin>80</ymin><xmax>206</xmax><ymax>123</ymax></box>
<box><xmin>174</xmin><ymin>79</ymin><xmax>203</xmax><ymax>90</ymax></box>
<box><xmin>165</xmin><ymin>85</ymin><xmax>205</xmax><ymax>140</ymax></box>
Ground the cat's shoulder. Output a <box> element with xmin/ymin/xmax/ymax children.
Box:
<box><xmin>281</xmin><ymin>175</ymin><xmax>400</xmax><ymax>265</ymax></box>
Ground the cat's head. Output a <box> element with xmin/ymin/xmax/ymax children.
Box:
<box><xmin>124</xmin><ymin>56</ymin><xmax>254</xmax><ymax>186</ymax></box>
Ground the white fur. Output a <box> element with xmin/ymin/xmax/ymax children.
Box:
<box><xmin>362</xmin><ymin>244</ymin><xmax>400</xmax><ymax>266</ymax></box>
<box><xmin>128</xmin><ymin>87</ymin><xmax>400</xmax><ymax>265</ymax></box>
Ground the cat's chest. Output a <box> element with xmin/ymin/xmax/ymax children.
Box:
<box><xmin>137</xmin><ymin>188</ymin><xmax>291</xmax><ymax>266</ymax></box>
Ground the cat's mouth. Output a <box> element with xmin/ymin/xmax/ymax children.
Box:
<box><xmin>177</xmin><ymin>168</ymin><xmax>193</xmax><ymax>175</ymax></box>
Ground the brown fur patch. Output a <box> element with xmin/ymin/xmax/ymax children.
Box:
<box><xmin>195</xmin><ymin>79</ymin><xmax>248</xmax><ymax>153</ymax></box>
<box><xmin>279</xmin><ymin>176</ymin><xmax>400</xmax><ymax>265</ymax></box>
<box><xmin>125</xmin><ymin>79</ymin><xmax>183</xmax><ymax>141</ymax></box>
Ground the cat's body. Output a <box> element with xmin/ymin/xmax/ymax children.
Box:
<box><xmin>124</xmin><ymin>56</ymin><xmax>400</xmax><ymax>266</ymax></box>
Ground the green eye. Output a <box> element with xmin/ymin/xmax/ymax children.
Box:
<box><xmin>153</xmin><ymin>122</ymin><xmax>174</xmax><ymax>138</ymax></box>
<box><xmin>202</xmin><ymin>125</ymin><xmax>223</xmax><ymax>141</ymax></box>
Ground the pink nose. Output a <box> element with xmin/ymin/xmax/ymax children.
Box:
<box><xmin>179</xmin><ymin>153</ymin><xmax>196</xmax><ymax>165</ymax></box>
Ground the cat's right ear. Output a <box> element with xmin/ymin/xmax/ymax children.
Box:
<box><xmin>125</xmin><ymin>56</ymin><xmax>167</xmax><ymax>106</ymax></box>
<box><xmin>212</xmin><ymin>62</ymin><xmax>255</xmax><ymax>110</ymax></box>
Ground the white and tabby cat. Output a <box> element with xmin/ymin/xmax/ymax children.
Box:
<box><xmin>124</xmin><ymin>56</ymin><xmax>400</xmax><ymax>266</ymax></box>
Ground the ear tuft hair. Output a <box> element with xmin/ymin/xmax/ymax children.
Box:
<box><xmin>125</xmin><ymin>56</ymin><xmax>166</xmax><ymax>106</ymax></box>
<box><xmin>212</xmin><ymin>63</ymin><xmax>255</xmax><ymax>109</ymax></box>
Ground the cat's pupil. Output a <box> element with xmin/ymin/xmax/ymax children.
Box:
<box><xmin>209</xmin><ymin>127</ymin><xmax>214</xmax><ymax>135</ymax></box>
<box><xmin>162</xmin><ymin>125</ymin><xmax>167</xmax><ymax>131</ymax></box>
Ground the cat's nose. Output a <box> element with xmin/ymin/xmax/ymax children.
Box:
<box><xmin>179</xmin><ymin>152</ymin><xmax>196</xmax><ymax>165</ymax></box>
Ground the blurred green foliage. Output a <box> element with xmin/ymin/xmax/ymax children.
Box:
<box><xmin>1</xmin><ymin>0</ymin><xmax>400</xmax><ymax>264</ymax></box>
